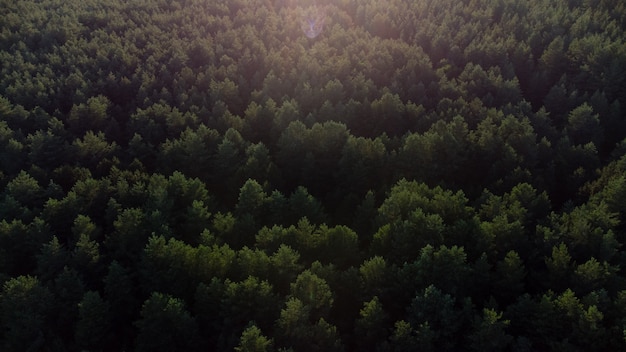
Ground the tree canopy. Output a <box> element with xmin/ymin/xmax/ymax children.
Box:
<box><xmin>1</xmin><ymin>0</ymin><xmax>626</xmax><ymax>350</ymax></box>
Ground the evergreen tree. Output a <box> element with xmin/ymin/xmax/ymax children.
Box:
<box><xmin>134</xmin><ymin>292</ymin><xmax>201</xmax><ymax>352</ymax></box>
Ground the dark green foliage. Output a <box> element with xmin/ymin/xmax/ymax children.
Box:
<box><xmin>0</xmin><ymin>276</ymin><xmax>54</xmax><ymax>352</ymax></box>
<box><xmin>354</xmin><ymin>296</ymin><xmax>390</xmax><ymax>350</ymax></box>
<box><xmin>289</xmin><ymin>270</ymin><xmax>334</xmax><ymax>322</ymax></box>
<box><xmin>103</xmin><ymin>260</ymin><xmax>138</xmax><ymax>350</ymax></box>
<box><xmin>2</xmin><ymin>218</ymin><xmax>53</xmax><ymax>277</ymax></box>
<box><xmin>35</xmin><ymin>236</ymin><xmax>70</xmax><ymax>282</ymax></box>
<box><xmin>406</xmin><ymin>285</ymin><xmax>469</xmax><ymax>350</ymax></box>
<box><xmin>134</xmin><ymin>292</ymin><xmax>201</xmax><ymax>352</ymax></box>
<box><xmin>50</xmin><ymin>267</ymin><xmax>85</xmax><ymax>343</ymax></box>
<box><xmin>220</xmin><ymin>276</ymin><xmax>280</xmax><ymax>348</ymax></box>
<box><xmin>75</xmin><ymin>291</ymin><xmax>111</xmax><ymax>351</ymax></box>
<box><xmin>1</xmin><ymin>0</ymin><xmax>626</xmax><ymax>350</ymax></box>
<box><xmin>468</xmin><ymin>308</ymin><xmax>514</xmax><ymax>351</ymax></box>
<box><xmin>276</xmin><ymin>298</ymin><xmax>344</xmax><ymax>352</ymax></box>
<box><xmin>193</xmin><ymin>279</ymin><xmax>225</xmax><ymax>348</ymax></box>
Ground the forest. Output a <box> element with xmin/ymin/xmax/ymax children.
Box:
<box><xmin>1</xmin><ymin>0</ymin><xmax>626</xmax><ymax>350</ymax></box>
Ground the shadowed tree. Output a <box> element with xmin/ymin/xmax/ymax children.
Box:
<box><xmin>220</xmin><ymin>276</ymin><xmax>280</xmax><ymax>348</ymax></box>
<box><xmin>566</xmin><ymin>103</ymin><xmax>603</xmax><ymax>147</ymax></box>
<box><xmin>407</xmin><ymin>285</ymin><xmax>469</xmax><ymax>351</ymax></box>
<box><xmin>354</xmin><ymin>296</ymin><xmax>389</xmax><ymax>350</ymax></box>
<box><xmin>268</xmin><ymin>245</ymin><xmax>304</xmax><ymax>295</ymax></box>
<box><xmin>104</xmin><ymin>260</ymin><xmax>138</xmax><ymax>350</ymax></box>
<box><xmin>275</xmin><ymin>297</ymin><xmax>344</xmax><ymax>352</ymax></box>
<box><xmin>75</xmin><ymin>291</ymin><xmax>111</xmax><ymax>351</ymax></box>
<box><xmin>0</xmin><ymin>276</ymin><xmax>54</xmax><ymax>352</ymax></box>
<box><xmin>468</xmin><ymin>308</ymin><xmax>513</xmax><ymax>351</ymax></box>
<box><xmin>134</xmin><ymin>292</ymin><xmax>201</xmax><ymax>352</ymax></box>
<box><xmin>67</xmin><ymin>95</ymin><xmax>111</xmax><ymax>135</ymax></box>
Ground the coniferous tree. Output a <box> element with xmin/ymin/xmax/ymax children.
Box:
<box><xmin>134</xmin><ymin>292</ymin><xmax>201</xmax><ymax>352</ymax></box>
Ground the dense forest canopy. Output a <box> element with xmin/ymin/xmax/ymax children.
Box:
<box><xmin>1</xmin><ymin>0</ymin><xmax>626</xmax><ymax>350</ymax></box>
